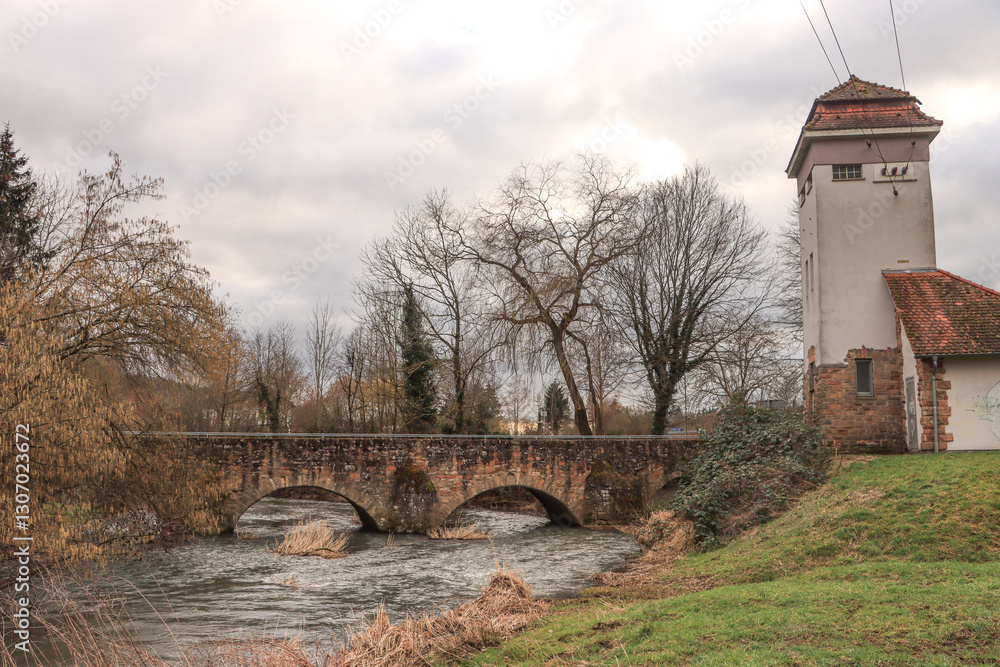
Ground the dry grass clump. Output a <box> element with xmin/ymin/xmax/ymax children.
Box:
<box><xmin>271</xmin><ymin>520</ymin><xmax>350</xmax><ymax>559</ymax></box>
<box><xmin>592</xmin><ymin>510</ymin><xmax>698</xmax><ymax>589</ymax></box>
<box><xmin>635</xmin><ymin>510</ymin><xmax>696</xmax><ymax>551</ymax></box>
<box><xmin>0</xmin><ymin>573</ymin><xmax>176</xmax><ymax>667</ymax></box>
<box><xmin>191</xmin><ymin>638</ymin><xmax>317</xmax><ymax>667</ymax></box>
<box><xmin>427</xmin><ymin>523</ymin><xmax>491</xmax><ymax>540</ymax></box>
<box><xmin>332</xmin><ymin>564</ymin><xmax>547</xmax><ymax>666</ymax></box>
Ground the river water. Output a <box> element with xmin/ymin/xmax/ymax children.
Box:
<box><xmin>61</xmin><ymin>497</ymin><xmax>642</xmax><ymax>659</ymax></box>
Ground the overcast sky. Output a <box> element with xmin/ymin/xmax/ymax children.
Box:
<box><xmin>3</xmin><ymin>0</ymin><xmax>999</xmax><ymax>337</ymax></box>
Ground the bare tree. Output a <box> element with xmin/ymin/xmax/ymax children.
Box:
<box><xmin>349</xmin><ymin>283</ymin><xmax>406</xmax><ymax>432</ymax></box>
<box><xmin>250</xmin><ymin>320</ymin><xmax>305</xmax><ymax>432</ymax></box>
<box><xmin>459</xmin><ymin>155</ymin><xmax>638</xmax><ymax>435</ymax></box>
<box><xmin>607</xmin><ymin>164</ymin><xmax>772</xmax><ymax>434</ymax></box>
<box><xmin>693</xmin><ymin>315</ymin><xmax>792</xmax><ymax>406</ymax></box>
<box><xmin>0</xmin><ymin>150</ymin><xmax>240</xmax><ymax>557</ymax></box>
<box><xmin>203</xmin><ymin>326</ymin><xmax>252</xmax><ymax>430</ymax></box>
<box><xmin>306</xmin><ymin>299</ymin><xmax>341</xmax><ymax>431</ymax></box>
<box><xmin>569</xmin><ymin>309</ymin><xmax>632</xmax><ymax>434</ymax></box>
<box><xmin>338</xmin><ymin>325</ymin><xmax>369</xmax><ymax>432</ymax></box>
<box><xmin>29</xmin><ymin>153</ymin><xmax>228</xmax><ymax>377</ymax></box>
<box><xmin>360</xmin><ymin>190</ymin><xmax>496</xmax><ymax>433</ymax></box>
<box><xmin>502</xmin><ymin>373</ymin><xmax>533</xmax><ymax>435</ymax></box>
<box><xmin>776</xmin><ymin>202</ymin><xmax>803</xmax><ymax>334</ymax></box>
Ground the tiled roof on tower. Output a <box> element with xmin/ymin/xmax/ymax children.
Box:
<box><xmin>883</xmin><ymin>269</ymin><xmax>1000</xmax><ymax>356</ymax></box>
<box><xmin>804</xmin><ymin>75</ymin><xmax>943</xmax><ymax>132</ymax></box>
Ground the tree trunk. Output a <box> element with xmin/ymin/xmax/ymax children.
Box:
<box><xmin>452</xmin><ymin>341</ymin><xmax>466</xmax><ymax>433</ymax></box>
<box><xmin>650</xmin><ymin>387</ymin><xmax>674</xmax><ymax>436</ymax></box>
<box><xmin>551</xmin><ymin>332</ymin><xmax>592</xmax><ymax>436</ymax></box>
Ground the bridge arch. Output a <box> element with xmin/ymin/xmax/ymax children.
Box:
<box><xmin>444</xmin><ymin>484</ymin><xmax>580</xmax><ymax>528</ymax></box>
<box><xmin>228</xmin><ymin>481</ymin><xmax>381</xmax><ymax>531</ymax></box>
<box><xmin>438</xmin><ymin>479</ymin><xmax>582</xmax><ymax>529</ymax></box>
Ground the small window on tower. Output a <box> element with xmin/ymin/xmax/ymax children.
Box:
<box><xmin>855</xmin><ymin>359</ymin><xmax>874</xmax><ymax>397</ymax></box>
<box><xmin>833</xmin><ymin>164</ymin><xmax>863</xmax><ymax>181</ymax></box>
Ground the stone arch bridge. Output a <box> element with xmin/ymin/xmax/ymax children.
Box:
<box><xmin>168</xmin><ymin>433</ymin><xmax>697</xmax><ymax>533</ymax></box>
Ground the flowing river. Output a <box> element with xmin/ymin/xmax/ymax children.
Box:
<box><xmin>48</xmin><ymin>496</ymin><xmax>643</xmax><ymax>659</ymax></box>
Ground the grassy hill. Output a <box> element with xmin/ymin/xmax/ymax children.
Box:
<box><xmin>457</xmin><ymin>453</ymin><xmax>1000</xmax><ymax>666</ymax></box>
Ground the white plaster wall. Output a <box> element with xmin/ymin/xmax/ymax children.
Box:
<box><xmin>900</xmin><ymin>322</ymin><xmax>920</xmax><ymax>451</ymax></box>
<box><xmin>813</xmin><ymin>161</ymin><xmax>937</xmax><ymax>365</ymax></box>
<box><xmin>799</xmin><ymin>176</ymin><xmax>821</xmax><ymax>377</ymax></box>
<box><xmin>945</xmin><ymin>355</ymin><xmax>1000</xmax><ymax>450</ymax></box>
<box><xmin>793</xmin><ymin>134</ymin><xmax>933</xmax><ymax>192</ymax></box>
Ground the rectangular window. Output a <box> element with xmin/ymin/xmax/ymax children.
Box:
<box><xmin>833</xmin><ymin>164</ymin><xmax>863</xmax><ymax>181</ymax></box>
<box><xmin>855</xmin><ymin>359</ymin><xmax>874</xmax><ymax>396</ymax></box>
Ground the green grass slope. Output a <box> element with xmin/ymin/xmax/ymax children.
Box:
<box><xmin>457</xmin><ymin>453</ymin><xmax>1000</xmax><ymax>666</ymax></box>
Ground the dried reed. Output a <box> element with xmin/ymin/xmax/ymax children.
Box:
<box><xmin>331</xmin><ymin>563</ymin><xmax>546</xmax><ymax>666</ymax></box>
<box><xmin>271</xmin><ymin>520</ymin><xmax>350</xmax><ymax>559</ymax></box>
<box><xmin>426</xmin><ymin>523</ymin><xmax>491</xmax><ymax>541</ymax></box>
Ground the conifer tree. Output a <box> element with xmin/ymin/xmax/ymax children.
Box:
<box><xmin>400</xmin><ymin>284</ymin><xmax>438</xmax><ymax>432</ymax></box>
<box><xmin>0</xmin><ymin>123</ymin><xmax>46</xmax><ymax>282</ymax></box>
<box><xmin>539</xmin><ymin>380</ymin><xmax>569</xmax><ymax>434</ymax></box>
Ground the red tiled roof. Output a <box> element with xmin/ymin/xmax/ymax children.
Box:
<box><xmin>804</xmin><ymin>75</ymin><xmax>942</xmax><ymax>132</ymax></box>
<box><xmin>884</xmin><ymin>269</ymin><xmax>1000</xmax><ymax>356</ymax></box>
<box><xmin>819</xmin><ymin>77</ymin><xmax>909</xmax><ymax>101</ymax></box>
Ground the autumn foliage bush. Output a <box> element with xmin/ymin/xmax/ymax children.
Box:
<box><xmin>668</xmin><ymin>404</ymin><xmax>828</xmax><ymax>548</ymax></box>
<box><xmin>0</xmin><ymin>150</ymin><xmax>236</xmax><ymax>571</ymax></box>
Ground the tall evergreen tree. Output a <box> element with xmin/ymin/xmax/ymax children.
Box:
<box><xmin>400</xmin><ymin>284</ymin><xmax>438</xmax><ymax>433</ymax></box>
<box><xmin>0</xmin><ymin>123</ymin><xmax>46</xmax><ymax>282</ymax></box>
<box><xmin>539</xmin><ymin>380</ymin><xmax>569</xmax><ymax>434</ymax></box>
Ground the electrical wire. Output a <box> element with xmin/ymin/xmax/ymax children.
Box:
<box><xmin>889</xmin><ymin>0</ymin><xmax>917</xmax><ymax>174</ymax></box>
<box><xmin>797</xmin><ymin>0</ymin><xmax>841</xmax><ymax>85</ymax></box>
<box><xmin>889</xmin><ymin>0</ymin><xmax>907</xmax><ymax>92</ymax></box>
<box><xmin>817</xmin><ymin>0</ymin><xmax>851</xmax><ymax>82</ymax></box>
<box><xmin>817</xmin><ymin>0</ymin><xmax>897</xmax><ymax>194</ymax></box>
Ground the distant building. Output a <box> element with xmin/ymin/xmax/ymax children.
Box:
<box><xmin>786</xmin><ymin>76</ymin><xmax>1000</xmax><ymax>452</ymax></box>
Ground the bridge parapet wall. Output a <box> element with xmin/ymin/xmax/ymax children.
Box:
<box><xmin>172</xmin><ymin>434</ymin><xmax>697</xmax><ymax>533</ymax></box>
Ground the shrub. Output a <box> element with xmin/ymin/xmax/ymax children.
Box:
<box><xmin>669</xmin><ymin>404</ymin><xmax>828</xmax><ymax>548</ymax></box>
<box><xmin>635</xmin><ymin>510</ymin><xmax>695</xmax><ymax>550</ymax></box>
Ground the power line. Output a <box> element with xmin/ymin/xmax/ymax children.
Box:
<box><xmin>889</xmin><ymin>0</ymin><xmax>917</xmax><ymax>173</ymax></box>
<box><xmin>816</xmin><ymin>0</ymin><xmax>898</xmax><ymax>194</ymax></box>
<box><xmin>797</xmin><ymin>0</ymin><xmax>841</xmax><ymax>85</ymax></box>
<box><xmin>889</xmin><ymin>0</ymin><xmax>907</xmax><ymax>92</ymax></box>
<box><xmin>817</xmin><ymin>0</ymin><xmax>851</xmax><ymax>82</ymax></box>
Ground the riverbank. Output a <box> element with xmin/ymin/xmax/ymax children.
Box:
<box><xmin>1</xmin><ymin>502</ymin><xmax>640</xmax><ymax>665</ymax></box>
<box><xmin>7</xmin><ymin>453</ymin><xmax>998</xmax><ymax>665</ymax></box>
<box><xmin>457</xmin><ymin>453</ymin><xmax>1000</xmax><ymax>665</ymax></box>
